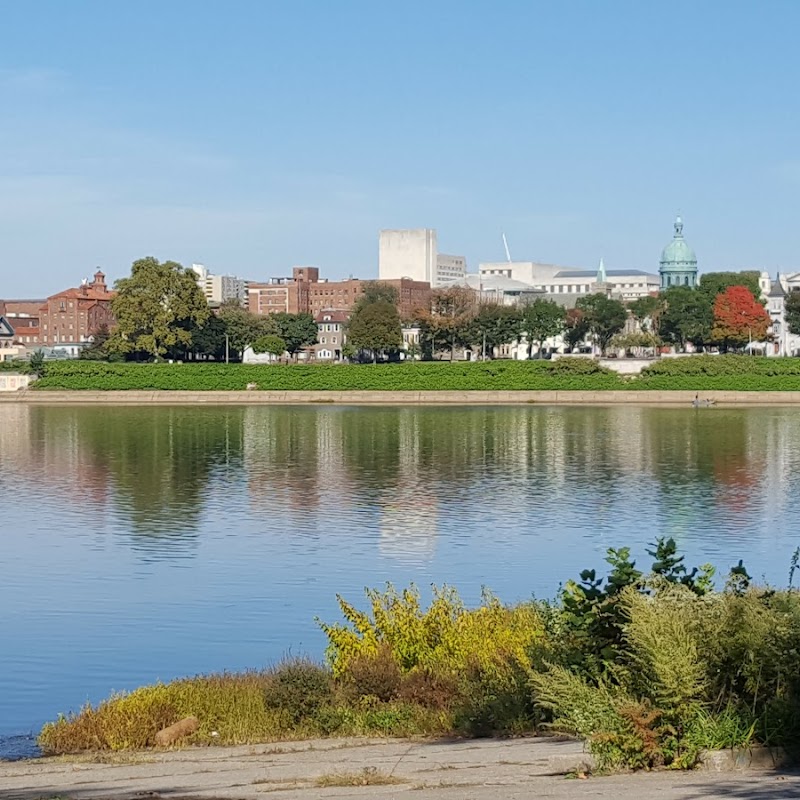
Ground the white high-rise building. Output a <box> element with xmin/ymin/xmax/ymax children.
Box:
<box><xmin>192</xmin><ymin>263</ymin><xmax>247</xmax><ymax>305</ymax></box>
<box><xmin>378</xmin><ymin>229</ymin><xmax>466</xmax><ymax>288</ymax></box>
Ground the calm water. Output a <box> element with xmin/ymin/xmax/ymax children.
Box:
<box><xmin>2</xmin><ymin>404</ymin><xmax>799</xmax><ymax>755</ymax></box>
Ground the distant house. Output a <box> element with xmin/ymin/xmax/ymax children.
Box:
<box><xmin>0</xmin><ymin>316</ymin><xmax>22</xmax><ymax>362</ymax></box>
<box><xmin>314</xmin><ymin>310</ymin><xmax>348</xmax><ymax>360</ymax></box>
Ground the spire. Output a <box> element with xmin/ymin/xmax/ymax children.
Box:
<box><xmin>768</xmin><ymin>271</ymin><xmax>786</xmax><ymax>298</ymax></box>
<box><xmin>596</xmin><ymin>257</ymin><xmax>607</xmax><ymax>283</ymax></box>
<box><xmin>674</xmin><ymin>215</ymin><xmax>684</xmax><ymax>238</ymax></box>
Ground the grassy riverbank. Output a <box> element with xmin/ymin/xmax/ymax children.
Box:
<box><xmin>29</xmin><ymin>356</ymin><xmax>800</xmax><ymax>392</ymax></box>
<box><xmin>39</xmin><ymin>541</ymin><xmax>800</xmax><ymax>771</ymax></box>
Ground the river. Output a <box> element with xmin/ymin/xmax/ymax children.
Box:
<box><xmin>1</xmin><ymin>404</ymin><xmax>798</xmax><ymax>757</ymax></box>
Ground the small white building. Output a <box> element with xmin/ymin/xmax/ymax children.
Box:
<box><xmin>0</xmin><ymin>316</ymin><xmax>22</xmax><ymax>362</ymax></box>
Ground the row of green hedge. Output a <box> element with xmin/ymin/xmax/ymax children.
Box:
<box><xmin>31</xmin><ymin>356</ymin><xmax>800</xmax><ymax>392</ymax></box>
<box><xmin>34</xmin><ymin>359</ymin><xmax>624</xmax><ymax>391</ymax></box>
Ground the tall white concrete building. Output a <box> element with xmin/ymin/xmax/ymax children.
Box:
<box><xmin>192</xmin><ymin>263</ymin><xmax>247</xmax><ymax>306</ymax></box>
<box><xmin>378</xmin><ymin>229</ymin><xmax>466</xmax><ymax>288</ymax></box>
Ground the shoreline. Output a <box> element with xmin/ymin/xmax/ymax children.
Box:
<box><xmin>0</xmin><ymin>738</ymin><xmax>794</xmax><ymax>799</ymax></box>
<box><xmin>5</xmin><ymin>389</ymin><xmax>800</xmax><ymax>405</ymax></box>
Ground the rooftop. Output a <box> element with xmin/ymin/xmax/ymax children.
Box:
<box><xmin>553</xmin><ymin>269</ymin><xmax>658</xmax><ymax>279</ymax></box>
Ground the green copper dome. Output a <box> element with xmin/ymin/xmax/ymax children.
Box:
<box><xmin>659</xmin><ymin>216</ymin><xmax>698</xmax><ymax>289</ymax></box>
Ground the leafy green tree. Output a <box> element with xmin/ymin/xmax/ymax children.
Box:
<box><xmin>575</xmin><ymin>294</ymin><xmax>627</xmax><ymax>355</ymax></box>
<box><xmin>785</xmin><ymin>292</ymin><xmax>800</xmax><ymax>335</ymax></box>
<box><xmin>628</xmin><ymin>295</ymin><xmax>664</xmax><ymax>333</ymax></box>
<box><xmin>347</xmin><ymin>300</ymin><xmax>402</xmax><ymax>362</ymax></box>
<box><xmin>699</xmin><ymin>271</ymin><xmax>762</xmax><ymax>303</ymax></box>
<box><xmin>520</xmin><ymin>298</ymin><xmax>565</xmax><ymax>357</ymax></box>
<box><xmin>79</xmin><ymin>323</ymin><xmax>111</xmax><ymax>361</ymax></box>
<box><xmin>659</xmin><ymin>286</ymin><xmax>712</xmax><ymax>350</ymax></box>
<box><xmin>110</xmin><ymin>257</ymin><xmax>209</xmax><ymax>359</ymax></box>
<box><xmin>271</xmin><ymin>313</ymin><xmax>318</xmax><ymax>359</ymax></box>
<box><xmin>190</xmin><ymin>314</ymin><xmax>228</xmax><ymax>360</ymax></box>
<box><xmin>28</xmin><ymin>349</ymin><xmax>46</xmax><ymax>377</ymax></box>
<box><xmin>218</xmin><ymin>304</ymin><xmax>272</xmax><ymax>358</ymax></box>
<box><xmin>252</xmin><ymin>334</ymin><xmax>287</xmax><ymax>358</ymax></box>
<box><xmin>463</xmin><ymin>304</ymin><xmax>522</xmax><ymax>358</ymax></box>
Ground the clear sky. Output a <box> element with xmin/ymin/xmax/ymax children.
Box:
<box><xmin>1</xmin><ymin>0</ymin><xmax>799</xmax><ymax>296</ymax></box>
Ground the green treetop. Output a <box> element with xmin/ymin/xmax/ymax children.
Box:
<box><xmin>347</xmin><ymin>300</ymin><xmax>402</xmax><ymax>361</ymax></box>
<box><xmin>111</xmin><ymin>257</ymin><xmax>210</xmax><ymax>359</ymax></box>
<box><xmin>519</xmin><ymin>298</ymin><xmax>566</xmax><ymax>358</ymax></box>
<box><xmin>575</xmin><ymin>294</ymin><xmax>627</xmax><ymax>355</ymax></box>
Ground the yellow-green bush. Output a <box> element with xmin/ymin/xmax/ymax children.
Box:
<box><xmin>39</xmin><ymin>671</ymin><xmax>284</xmax><ymax>754</ymax></box>
<box><xmin>318</xmin><ymin>584</ymin><xmax>542</xmax><ymax>678</ymax></box>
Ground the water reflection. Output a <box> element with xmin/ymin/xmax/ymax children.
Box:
<box><xmin>3</xmin><ymin>404</ymin><xmax>800</xmax><ymax>561</ymax></box>
<box><xmin>3</xmin><ymin>403</ymin><xmax>800</xmax><ymax>743</ymax></box>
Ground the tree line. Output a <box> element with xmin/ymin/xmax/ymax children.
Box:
<box><xmin>82</xmin><ymin>257</ymin><xmax>794</xmax><ymax>363</ymax></box>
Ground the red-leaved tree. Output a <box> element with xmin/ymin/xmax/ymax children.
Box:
<box><xmin>711</xmin><ymin>286</ymin><xmax>770</xmax><ymax>350</ymax></box>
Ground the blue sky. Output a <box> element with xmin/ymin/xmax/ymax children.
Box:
<box><xmin>1</xmin><ymin>0</ymin><xmax>799</xmax><ymax>296</ymax></box>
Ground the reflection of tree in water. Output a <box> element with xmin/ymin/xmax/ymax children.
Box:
<box><xmin>644</xmin><ymin>410</ymin><xmax>760</xmax><ymax>490</ymax></box>
<box><xmin>35</xmin><ymin>407</ymin><xmax>245</xmax><ymax>557</ymax></box>
<box><xmin>643</xmin><ymin>409</ymin><xmax>769</xmax><ymax>540</ymax></box>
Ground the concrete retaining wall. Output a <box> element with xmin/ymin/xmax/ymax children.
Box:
<box><xmin>5</xmin><ymin>389</ymin><xmax>800</xmax><ymax>406</ymax></box>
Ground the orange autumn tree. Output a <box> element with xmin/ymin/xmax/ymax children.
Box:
<box><xmin>711</xmin><ymin>285</ymin><xmax>770</xmax><ymax>350</ymax></box>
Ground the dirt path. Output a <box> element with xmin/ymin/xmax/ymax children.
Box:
<box><xmin>1</xmin><ymin>737</ymin><xmax>798</xmax><ymax>800</ymax></box>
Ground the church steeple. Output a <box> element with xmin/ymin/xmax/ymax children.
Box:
<box><xmin>596</xmin><ymin>257</ymin><xmax>607</xmax><ymax>284</ymax></box>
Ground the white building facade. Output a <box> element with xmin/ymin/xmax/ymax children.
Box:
<box><xmin>192</xmin><ymin>263</ymin><xmax>247</xmax><ymax>305</ymax></box>
<box><xmin>478</xmin><ymin>260</ymin><xmax>659</xmax><ymax>304</ymax></box>
<box><xmin>379</xmin><ymin>229</ymin><xmax>466</xmax><ymax>288</ymax></box>
<box><xmin>760</xmin><ymin>271</ymin><xmax>800</xmax><ymax>356</ymax></box>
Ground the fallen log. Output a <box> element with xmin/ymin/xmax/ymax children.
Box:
<box><xmin>155</xmin><ymin>716</ymin><xmax>200</xmax><ymax>746</ymax></box>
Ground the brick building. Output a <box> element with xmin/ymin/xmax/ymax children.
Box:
<box><xmin>0</xmin><ymin>300</ymin><xmax>44</xmax><ymax>346</ymax></box>
<box><xmin>248</xmin><ymin>267</ymin><xmax>431</xmax><ymax>320</ymax></box>
<box><xmin>38</xmin><ymin>270</ymin><xmax>115</xmax><ymax>352</ymax></box>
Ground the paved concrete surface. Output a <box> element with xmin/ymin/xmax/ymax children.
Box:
<box><xmin>1</xmin><ymin>737</ymin><xmax>798</xmax><ymax>800</ymax></box>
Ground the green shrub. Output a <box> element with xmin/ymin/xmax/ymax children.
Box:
<box><xmin>264</xmin><ymin>659</ymin><xmax>333</xmax><ymax>724</ymax></box>
<box><xmin>33</xmin><ymin>359</ymin><xmax>624</xmax><ymax>392</ymax></box>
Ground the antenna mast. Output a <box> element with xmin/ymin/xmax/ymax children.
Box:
<box><xmin>502</xmin><ymin>232</ymin><xmax>512</xmax><ymax>263</ymax></box>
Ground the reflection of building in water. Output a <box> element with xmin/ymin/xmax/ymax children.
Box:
<box><xmin>378</xmin><ymin>410</ymin><xmax>438</xmax><ymax>564</ymax></box>
<box><xmin>7</xmin><ymin>407</ymin><xmax>111</xmax><ymax>508</ymax></box>
<box><xmin>379</xmin><ymin>496</ymin><xmax>438</xmax><ymax>564</ymax></box>
<box><xmin>243</xmin><ymin>407</ymin><xmax>354</xmax><ymax>516</ymax></box>
<box><xmin>0</xmin><ymin>404</ymin><xmax>31</xmax><ymax>466</ymax></box>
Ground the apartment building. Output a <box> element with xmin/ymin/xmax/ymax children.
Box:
<box><xmin>249</xmin><ymin>267</ymin><xmax>431</xmax><ymax>320</ymax></box>
<box><xmin>192</xmin><ymin>263</ymin><xmax>247</xmax><ymax>305</ymax></box>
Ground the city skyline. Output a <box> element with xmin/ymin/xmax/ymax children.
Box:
<box><xmin>2</xmin><ymin>1</ymin><xmax>800</xmax><ymax>295</ymax></box>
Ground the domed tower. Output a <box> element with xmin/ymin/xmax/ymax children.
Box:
<box><xmin>659</xmin><ymin>216</ymin><xmax>698</xmax><ymax>289</ymax></box>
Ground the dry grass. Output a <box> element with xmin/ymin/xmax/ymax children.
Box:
<box><xmin>315</xmin><ymin>766</ymin><xmax>405</xmax><ymax>787</ymax></box>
